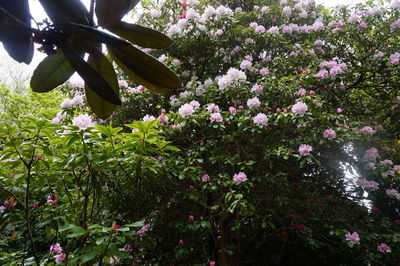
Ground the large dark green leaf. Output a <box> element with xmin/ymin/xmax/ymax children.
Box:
<box><xmin>95</xmin><ymin>0</ymin><xmax>140</xmax><ymax>28</ymax></box>
<box><xmin>39</xmin><ymin>0</ymin><xmax>89</xmax><ymax>24</ymax></box>
<box><xmin>30</xmin><ymin>51</ymin><xmax>75</xmax><ymax>92</ymax></box>
<box><xmin>108</xmin><ymin>44</ymin><xmax>181</xmax><ymax>93</ymax></box>
<box><xmin>85</xmin><ymin>49</ymin><xmax>119</xmax><ymax>119</ymax></box>
<box><xmin>0</xmin><ymin>0</ymin><xmax>34</xmax><ymax>64</ymax></box>
<box><xmin>109</xmin><ymin>22</ymin><xmax>172</xmax><ymax>48</ymax></box>
<box><xmin>58</xmin><ymin>22</ymin><xmax>128</xmax><ymax>46</ymax></box>
<box><xmin>60</xmin><ymin>42</ymin><xmax>121</xmax><ymax>105</ymax></box>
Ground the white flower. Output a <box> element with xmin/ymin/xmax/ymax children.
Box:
<box><xmin>72</xmin><ymin>114</ymin><xmax>96</xmax><ymax>129</ymax></box>
<box><xmin>253</xmin><ymin>113</ymin><xmax>268</xmax><ymax>125</ymax></box>
<box><xmin>291</xmin><ymin>102</ymin><xmax>308</xmax><ymax>114</ymax></box>
<box><xmin>178</xmin><ymin>103</ymin><xmax>194</xmax><ymax>117</ymax></box>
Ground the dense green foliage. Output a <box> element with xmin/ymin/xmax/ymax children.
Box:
<box><xmin>0</xmin><ymin>0</ymin><xmax>400</xmax><ymax>265</ymax></box>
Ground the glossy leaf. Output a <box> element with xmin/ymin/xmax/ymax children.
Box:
<box><xmin>109</xmin><ymin>22</ymin><xmax>172</xmax><ymax>48</ymax></box>
<box><xmin>39</xmin><ymin>0</ymin><xmax>89</xmax><ymax>24</ymax></box>
<box><xmin>0</xmin><ymin>0</ymin><xmax>34</xmax><ymax>64</ymax></box>
<box><xmin>95</xmin><ymin>0</ymin><xmax>140</xmax><ymax>28</ymax></box>
<box><xmin>60</xmin><ymin>42</ymin><xmax>121</xmax><ymax>105</ymax></box>
<box><xmin>108</xmin><ymin>44</ymin><xmax>181</xmax><ymax>93</ymax></box>
<box><xmin>30</xmin><ymin>51</ymin><xmax>75</xmax><ymax>92</ymax></box>
<box><xmin>85</xmin><ymin>48</ymin><xmax>119</xmax><ymax>119</ymax></box>
<box><xmin>58</xmin><ymin>22</ymin><xmax>128</xmax><ymax>46</ymax></box>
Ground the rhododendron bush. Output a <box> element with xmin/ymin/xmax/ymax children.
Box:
<box><xmin>1</xmin><ymin>0</ymin><xmax>400</xmax><ymax>265</ymax></box>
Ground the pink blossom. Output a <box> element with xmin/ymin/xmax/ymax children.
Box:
<box><xmin>291</xmin><ymin>102</ymin><xmax>308</xmax><ymax>114</ymax></box>
<box><xmin>178</xmin><ymin>103</ymin><xmax>194</xmax><ymax>117</ymax></box>
<box><xmin>251</xmin><ymin>84</ymin><xmax>264</xmax><ymax>93</ymax></box>
<box><xmin>255</xmin><ymin>25</ymin><xmax>266</xmax><ymax>33</ymax></box>
<box><xmin>390</xmin><ymin>52</ymin><xmax>400</xmax><ymax>65</ymax></box>
<box><xmin>229</xmin><ymin>107</ymin><xmax>237</xmax><ymax>115</ymax></box>
<box><xmin>189</xmin><ymin>100</ymin><xmax>200</xmax><ymax>109</ymax></box>
<box><xmin>233</xmin><ymin>172</ymin><xmax>247</xmax><ymax>183</ymax></box>
<box><xmin>50</xmin><ymin>243</ymin><xmax>62</xmax><ymax>253</ymax></box>
<box><xmin>72</xmin><ymin>114</ymin><xmax>96</xmax><ymax>129</ymax></box>
<box><xmin>316</xmin><ymin>69</ymin><xmax>329</xmax><ymax>78</ymax></box>
<box><xmin>209</xmin><ymin>261</ymin><xmax>216</xmax><ymax>266</ymax></box>
<box><xmin>390</xmin><ymin>0</ymin><xmax>400</xmax><ymax>8</ymax></box>
<box><xmin>253</xmin><ymin>113</ymin><xmax>268</xmax><ymax>126</ymax></box>
<box><xmin>202</xmin><ymin>174</ymin><xmax>210</xmax><ymax>182</ymax></box>
<box><xmin>358</xmin><ymin>126</ymin><xmax>375</xmax><ymax>134</ymax></box>
<box><xmin>142</xmin><ymin>115</ymin><xmax>156</xmax><ymax>123</ymax></box>
<box><xmin>299</xmin><ymin>144</ymin><xmax>313</xmax><ymax>156</ymax></box>
<box><xmin>356</xmin><ymin>179</ymin><xmax>379</xmax><ymax>190</ymax></box>
<box><xmin>261</xmin><ymin>6</ymin><xmax>269</xmax><ymax>13</ymax></box>
<box><xmin>386</xmin><ymin>189</ymin><xmax>400</xmax><ymax>200</ymax></box>
<box><xmin>247</xmin><ymin>97</ymin><xmax>261</xmax><ymax>108</ymax></box>
<box><xmin>323</xmin><ymin>129</ymin><xmax>337</xmax><ymax>140</ymax></box>
<box><xmin>240</xmin><ymin>59</ymin><xmax>252</xmax><ymax>69</ymax></box>
<box><xmin>55</xmin><ymin>253</ymin><xmax>67</xmax><ymax>264</ymax></box>
<box><xmin>363</xmin><ymin>147</ymin><xmax>378</xmax><ymax>161</ymax></box>
<box><xmin>47</xmin><ymin>194</ymin><xmax>58</xmax><ymax>206</ymax></box>
<box><xmin>282</xmin><ymin>6</ymin><xmax>292</xmax><ymax>16</ymax></box>
<box><xmin>0</xmin><ymin>206</ymin><xmax>5</xmax><ymax>213</ymax></box>
<box><xmin>345</xmin><ymin>232</ymin><xmax>360</xmax><ymax>244</ymax></box>
<box><xmin>380</xmin><ymin>159</ymin><xmax>393</xmax><ymax>167</ymax></box>
<box><xmin>207</xmin><ymin>103</ymin><xmax>220</xmax><ymax>112</ymax></box>
<box><xmin>336</xmin><ymin>107</ymin><xmax>343</xmax><ymax>113</ymax></box>
<box><xmin>364</xmin><ymin>162</ymin><xmax>376</xmax><ymax>170</ymax></box>
<box><xmin>210</xmin><ymin>113</ymin><xmax>223</xmax><ymax>122</ymax></box>
<box><xmin>259</xmin><ymin>67</ymin><xmax>269</xmax><ymax>77</ymax></box>
<box><xmin>377</xmin><ymin>243</ymin><xmax>391</xmax><ymax>253</ymax></box>
<box><xmin>158</xmin><ymin>115</ymin><xmax>169</xmax><ymax>123</ymax></box>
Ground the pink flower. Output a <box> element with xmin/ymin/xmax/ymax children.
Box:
<box><xmin>178</xmin><ymin>103</ymin><xmax>194</xmax><ymax>117</ymax></box>
<box><xmin>142</xmin><ymin>115</ymin><xmax>156</xmax><ymax>123</ymax></box>
<box><xmin>247</xmin><ymin>97</ymin><xmax>261</xmax><ymax>108</ymax></box>
<box><xmin>323</xmin><ymin>129</ymin><xmax>337</xmax><ymax>140</ymax></box>
<box><xmin>229</xmin><ymin>107</ymin><xmax>237</xmax><ymax>115</ymax></box>
<box><xmin>207</xmin><ymin>103</ymin><xmax>220</xmax><ymax>112</ymax></box>
<box><xmin>345</xmin><ymin>232</ymin><xmax>360</xmax><ymax>244</ymax></box>
<box><xmin>386</xmin><ymin>188</ymin><xmax>400</xmax><ymax>200</ymax></box>
<box><xmin>179</xmin><ymin>239</ymin><xmax>185</xmax><ymax>246</ymax></box>
<box><xmin>240</xmin><ymin>59</ymin><xmax>252</xmax><ymax>69</ymax></box>
<box><xmin>316</xmin><ymin>69</ymin><xmax>329</xmax><ymax>78</ymax></box>
<box><xmin>158</xmin><ymin>115</ymin><xmax>169</xmax><ymax>123</ymax></box>
<box><xmin>364</xmin><ymin>162</ymin><xmax>376</xmax><ymax>170</ymax></box>
<box><xmin>188</xmin><ymin>215</ymin><xmax>195</xmax><ymax>224</ymax></box>
<box><xmin>202</xmin><ymin>174</ymin><xmax>210</xmax><ymax>182</ymax></box>
<box><xmin>209</xmin><ymin>261</ymin><xmax>216</xmax><ymax>266</ymax></box>
<box><xmin>259</xmin><ymin>67</ymin><xmax>269</xmax><ymax>77</ymax></box>
<box><xmin>233</xmin><ymin>172</ymin><xmax>247</xmax><ymax>183</ymax></box>
<box><xmin>253</xmin><ymin>113</ymin><xmax>268</xmax><ymax>125</ymax></box>
<box><xmin>55</xmin><ymin>253</ymin><xmax>67</xmax><ymax>264</ymax></box>
<box><xmin>390</xmin><ymin>52</ymin><xmax>400</xmax><ymax>65</ymax></box>
<box><xmin>72</xmin><ymin>114</ymin><xmax>96</xmax><ymax>129</ymax></box>
<box><xmin>189</xmin><ymin>100</ymin><xmax>200</xmax><ymax>109</ymax></box>
<box><xmin>363</xmin><ymin>147</ymin><xmax>378</xmax><ymax>161</ymax></box>
<box><xmin>377</xmin><ymin>243</ymin><xmax>391</xmax><ymax>253</ymax></box>
<box><xmin>291</xmin><ymin>102</ymin><xmax>308</xmax><ymax>114</ymax></box>
<box><xmin>299</xmin><ymin>144</ymin><xmax>313</xmax><ymax>156</ymax></box>
<box><xmin>210</xmin><ymin>113</ymin><xmax>223</xmax><ymax>122</ymax></box>
<box><xmin>50</xmin><ymin>243</ymin><xmax>62</xmax><ymax>253</ymax></box>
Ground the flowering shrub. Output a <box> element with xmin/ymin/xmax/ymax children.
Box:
<box><xmin>1</xmin><ymin>0</ymin><xmax>400</xmax><ymax>265</ymax></box>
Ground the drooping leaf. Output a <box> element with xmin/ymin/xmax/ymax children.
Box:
<box><xmin>0</xmin><ymin>0</ymin><xmax>34</xmax><ymax>64</ymax></box>
<box><xmin>39</xmin><ymin>0</ymin><xmax>89</xmax><ymax>24</ymax></box>
<box><xmin>96</xmin><ymin>0</ymin><xmax>140</xmax><ymax>28</ymax></box>
<box><xmin>85</xmin><ymin>48</ymin><xmax>119</xmax><ymax>119</ymax></box>
<box><xmin>109</xmin><ymin>22</ymin><xmax>172</xmax><ymax>48</ymax></box>
<box><xmin>59</xmin><ymin>41</ymin><xmax>121</xmax><ymax>105</ymax></box>
<box><xmin>108</xmin><ymin>44</ymin><xmax>181</xmax><ymax>93</ymax></box>
<box><xmin>30</xmin><ymin>51</ymin><xmax>75</xmax><ymax>92</ymax></box>
<box><xmin>58</xmin><ymin>22</ymin><xmax>128</xmax><ymax>46</ymax></box>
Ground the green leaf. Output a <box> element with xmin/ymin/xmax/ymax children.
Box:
<box><xmin>125</xmin><ymin>221</ymin><xmax>145</xmax><ymax>228</ymax></box>
<box><xmin>85</xmin><ymin>48</ymin><xmax>119</xmax><ymax>119</ymax></box>
<box><xmin>58</xmin><ymin>22</ymin><xmax>128</xmax><ymax>46</ymax></box>
<box><xmin>110</xmin><ymin>22</ymin><xmax>172</xmax><ymax>48</ymax></box>
<box><xmin>108</xmin><ymin>44</ymin><xmax>181</xmax><ymax>93</ymax></box>
<box><xmin>95</xmin><ymin>0</ymin><xmax>140</xmax><ymax>28</ymax></box>
<box><xmin>39</xmin><ymin>0</ymin><xmax>90</xmax><ymax>24</ymax></box>
<box><xmin>80</xmin><ymin>248</ymin><xmax>101</xmax><ymax>263</ymax></box>
<box><xmin>30</xmin><ymin>51</ymin><xmax>75</xmax><ymax>92</ymax></box>
<box><xmin>59</xmin><ymin>42</ymin><xmax>121</xmax><ymax>105</ymax></box>
<box><xmin>0</xmin><ymin>0</ymin><xmax>34</xmax><ymax>64</ymax></box>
